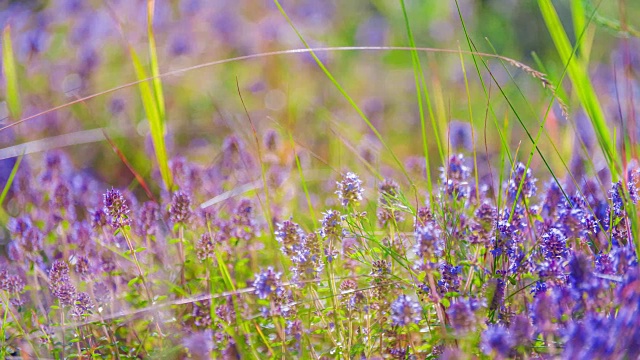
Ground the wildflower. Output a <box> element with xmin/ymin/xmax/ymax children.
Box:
<box><xmin>0</xmin><ymin>270</ymin><xmax>25</xmax><ymax>306</ymax></box>
<box><xmin>291</xmin><ymin>232</ymin><xmax>323</xmax><ymax>284</ymax></box>
<box><xmin>481</xmin><ymin>325</ymin><xmax>514</xmax><ymax>358</ymax></box>
<box><xmin>74</xmin><ymin>256</ymin><xmax>90</xmax><ymax>277</ymax></box>
<box><xmin>336</xmin><ymin>172</ymin><xmax>363</xmax><ymax>207</ymax></box>
<box><xmin>414</xmin><ymin>206</ymin><xmax>434</xmax><ymax>229</ymax></box>
<box><xmin>447</xmin><ymin>298</ymin><xmax>478</xmax><ymax>334</ymax></box>
<box><xmin>192</xmin><ymin>301</ymin><xmax>212</xmax><ymax>328</ymax></box>
<box><xmin>91</xmin><ymin>208</ymin><xmax>109</xmax><ymax>229</ymax></box>
<box><xmin>414</xmin><ymin>222</ymin><xmax>443</xmax><ymax>259</ymax></box>
<box><xmin>437</xmin><ymin>262</ymin><xmax>462</xmax><ymax>295</ymax></box>
<box><xmin>196</xmin><ymin>233</ymin><xmax>216</xmax><ymax>261</ymax></box>
<box><xmin>487</xmin><ymin>278</ymin><xmax>505</xmax><ymax>311</ymax></box>
<box><xmin>448</xmin><ymin>120</ymin><xmax>473</xmax><ymax>151</ymax></box>
<box><xmin>540</xmin><ymin>228</ymin><xmax>568</xmax><ymax>260</ymax></box>
<box><xmin>70</xmin><ymin>292</ymin><xmax>93</xmax><ymax>318</ymax></box>
<box><xmin>49</xmin><ymin>260</ymin><xmax>77</xmax><ymax>306</ymax></box>
<box><xmin>253</xmin><ymin>267</ymin><xmax>283</xmax><ymax>299</ymax></box>
<box><xmin>508</xmin><ymin>162</ymin><xmax>537</xmax><ymax>201</ymax></box>
<box><xmin>377</xmin><ymin>179</ymin><xmax>404</xmax><ymax>227</ymax></box>
<box><xmin>541</xmin><ymin>180</ymin><xmax>564</xmax><ymax>218</ymax></box>
<box><xmin>440</xmin><ymin>154</ymin><xmax>471</xmax><ymax>199</ymax></box>
<box><xmin>275</xmin><ymin>219</ymin><xmax>304</xmax><ymax>257</ymax></box>
<box><xmin>103</xmin><ymin>188</ymin><xmax>131</xmax><ymax>228</ymax></box>
<box><xmin>136</xmin><ymin>201</ymin><xmax>159</xmax><ymax>237</ymax></box>
<box><xmin>509</xmin><ymin>315</ymin><xmax>533</xmax><ymax>346</ymax></box>
<box><xmin>390</xmin><ymin>295</ymin><xmax>421</xmax><ymax>327</ymax></box>
<box><xmin>320</xmin><ymin>210</ymin><xmax>343</xmax><ymax>238</ymax></box>
<box><xmin>183</xmin><ymin>330</ymin><xmax>214</xmax><ymax>359</ymax></box>
<box><xmin>370</xmin><ymin>259</ymin><xmax>391</xmax><ymax>301</ymax></box>
<box><xmin>231</xmin><ymin>199</ymin><xmax>257</xmax><ymax>241</ymax></box>
<box><xmin>169</xmin><ymin>191</ymin><xmax>193</xmax><ymax>225</ymax></box>
<box><xmin>469</xmin><ymin>202</ymin><xmax>497</xmax><ymax>244</ymax></box>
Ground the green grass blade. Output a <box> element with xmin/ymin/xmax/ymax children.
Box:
<box><xmin>538</xmin><ymin>0</ymin><xmax>619</xmax><ymax>179</ymax></box>
<box><xmin>129</xmin><ymin>47</ymin><xmax>173</xmax><ymax>191</ymax></box>
<box><xmin>2</xmin><ymin>25</ymin><xmax>21</xmax><ymax>121</ymax></box>
<box><xmin>399</xmin><ymin>0</ymin><xmax>435</xmax><ymax>197</ymax></box>
<box><xmin>146</xmin><ymin>0</ymin><xmax>166</xmax><ymax>133</ymax></box>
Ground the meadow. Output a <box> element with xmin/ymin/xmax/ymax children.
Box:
<box><xmin>1</xmin><ymin>0</ymin><xmax>640</xmax><ymax>358</ymax></box>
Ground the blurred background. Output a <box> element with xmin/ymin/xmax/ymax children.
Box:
<box><xmin>0</xmin><ymin>0</ymin><xmax>638</xmax><ymax>201</ymax></box>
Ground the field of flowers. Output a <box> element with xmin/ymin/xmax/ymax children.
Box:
<box><xmin>1</xmin><ymin>0</ymin><xmax>640</xmax><ymax>359</ymax></box>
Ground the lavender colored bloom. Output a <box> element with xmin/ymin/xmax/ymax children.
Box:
<box><xmin>447</xmin><ymin>298</ymin><xmax>477</xmax><ymax>334</ymax></box>
<box><xmin>0</xmin><ymin>269</ymin><xmax>25</xmax><ymax>305</ymax></box>
<box><xmin>336</xmin><ymin>172</ymin><xmax>363</xmax><ymax>207</ymax></box>
<box><xmin>509</xmin><ymin>314</ymin><xmax>533</xmax><ymax>346</ymax></box>
<box><xmin>49</xmin><ymin>260</ymin><xmax>77</xmax><ymax>306</ymax></box>
<box><xmin>540</xmin><ymin>228</ymin><xmax>568</xmax><ymax>260</ymax></box>
<box><xmin>377</xmin><ymin>178</ymin><xmax>404</xmax><ymax>227</ymax></box>
<box><xmin>609</xmin><ymin>181</ymin><xmax>626</xmax><ymax>217</ymax></box>
<box><xmin>103</xmin><ymin>188</ymin><xmax>131</xmax><ymax>228</ymax></box>
<box><xmin>320</xmin><ymin>210</ymin><xmax>343</xmax><ymax>238</ymax></box>
<box><xmin>448</xmin><ymin>121</ymin><xmax>474</xmax><ymax>151</ymax></box>
<box><xmin>91</xmin><ymin>208</ymin><xmax>109</xmax><ymax>229</ymax></box>
<box><xmin>469</xmin><ymin>202</ymin><xmax>497</xmax><ymax>244</ymax></box>
<box><xmin>70</xmin><ymin>292</ymin><xmax>93</xmax><ymax>318</ymax></box>
<box><xmin>414</xmin><ymin>206</ymin><xmax>434</xmax><ymax>229</ymax></box>
<box><xmin>275</xmin><ymin>219</ymin><xmax>304</xmax><ymax>257</ymax></box>
<box><xmin>414</xmin><ymin>221</ymin><xmax>443</xmax><ymax>259</ymax></box>
<box><xmin>136</xmin><ymin>201</ymin><xmax>159</xmax><ymax>238</ymax></box>
<box><xmin>169</xmin><ymin>191</ymin><xmax>193</xmax><ymax>225</ymax></box>
<box><xmin>231</xmin><ymin>199</ymin><xmax>257</xmax><ymax>241</ymax></box>
<box><xmin>253</xmin><ymin>267</ymin><xmax>283</xmax><ymax>299</ymax></box>
<box><xmin>390</xmin><ymin>295</ymin><xmax>421</xmax><ymax>327</ymax></box>
<box><xmin>481</xmin><ymin>325</ymin><xmax>514</xmax><ymax>358</ymax></box>
<box><xmin>508</xmin><ymin>162</ymin><xmax>537</xmax><ymax>201</ymax></box>
<box><xmin>541</xmin><ymin>180</ymin><xmax>564</xmax><ymax>218</ymax></box>
<box><xmin>441</xmin><ymin>154</ymin><xmax>471</xmax><ymax>183</ymax></box>
<box><xmin>488</xmin><ymin>278</ymin><xmax>506</xmax><ymax>312</ymax></box>
<box><xmin>437</xmin><ymin>262</ymin><xmax>462</xmax><ymax>295</ymax></box>
<box><xmin>291</xmin><ymin>232</ymin><xmax>324</xmax><ymax>285</ymax></box>
<box><xmin>440</xmin><ymin>155</ymin><xmax>471</xmax><ymax>200</ymax></box>
<box><xmin>196</xmin><ymin>233</ymin><xmax>215</xmax><ymax>261</ymax></box>
<box><xmin>183</xmin><ymin>330</ymin><xmax>214</xmax><ymax>359</ymax></box>
<box><xmin>74</xmin><ymin>256</ymin><xmax>90</xmax><ymax>278</ymax></box>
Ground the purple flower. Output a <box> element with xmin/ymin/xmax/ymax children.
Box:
<box><xmin>275</xmin><ymin>219</ymin><xmax>304</xmax><ymax>257</ymax></box>
<box><xmin>481</xmin><ymin>325</ymin><xmax>514</xmax><ymax>358</ymax></box>
<box><xmin>169</xmin><ymin>191</ymin><xmax>193</xmax><ymax>225</ymax></box>
<box><xmin>320</xmin><ymin>210</ymin><xmax>343</xmax><ymax>238</ymax></box>
<box><xmin>336</xmin><ymin>172</ymin><xmax>363</xmax><ymax>207</ymax></box>
<box><xmin>49</xmin><ymin>260</ymin><xmax>77</xmax><ymax>306</ymax></box>
<box><xmin>448</xmin><ymin>121</ymin><xmax>474</xmax><ymax>152</ymax></box>
<box><xmin>448</xmin><ymin>298</ymin><xmax>478</xmax><ymax>334</ymax></box>
<box><xmin>377</xmin><ymin>178</ymin><xmax>404</xmax><ymax>226</ymax></box>
<box><xmin>183</xmin><ymin>330</ymin><xmax>214</xmax><ymax>359</ymax></box>
<box><xmin>231</xmin><ymin>199</ymin><xmax>257</xmax><ymax>241</ymax></box>
<box><xmin>508</xmin><ymin>162</ymin><xmax>537</xmax><ymax>201</ymax></box>
<box><xmin>91</xmin><ymin>208</ymin><xmax>109</xmax><ymax>229</ymax></box>
<box><xmin>540</xmin><ymin>228</ymin><xmax>568</xmax><ymax>260</ymax></box>
<box><xmin>136</xmin><ymin>201</ymin><xmax>160</xmax><ymax>237</ymax></box>
<box><xmin>414</xmin><ymin>222</ymin><xmax>443</xmax><ymax>259</ymax></box>
<box><xmin>103</xmin><ymin>188</ymin><xmax>131</xmax><ymax>228</ymax></box>
<box><xmin>390</xmin><ymin>295</ymin><xmax>422</xmax><ymax>327</ymax></box>
<box><xmin>70</xmin><ymin>292</ymin><xmax>93</xmax><ymax>318</ymax></box>
<box><xmin>196</xmin><ymin>233</ymin><xmax>215</xmax><ymax>261</ymax></box>
<box><xmin>437</xmin><ymin>262</ymin><xmax>462</xmax><ymax>295</ymax></box>
<box><xmin>253</xmin><ymin>267</ymin><xmax>283</xmax><ymax>299</ymax></box>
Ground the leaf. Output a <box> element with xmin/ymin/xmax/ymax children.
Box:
<box><xmin>129</xmin><ymin>46</ymin><xmax>173</xmax><ymax>190</ymax></box>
